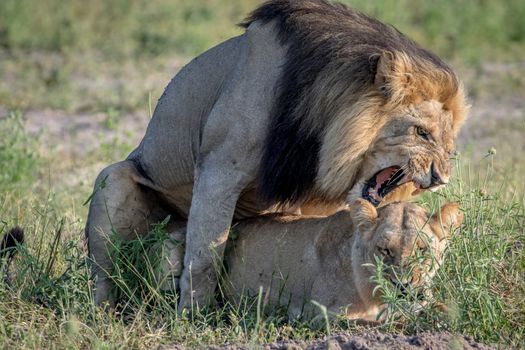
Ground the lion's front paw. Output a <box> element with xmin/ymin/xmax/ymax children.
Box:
<box><xmin>177</xmin><ymin>264</ymin><xmax>217</xmax><ymax>312</ymax></box>
<box><xmin>93</xmin><ymin>277</ymin><xmax>116</xmax><ymax>310</ymax></box>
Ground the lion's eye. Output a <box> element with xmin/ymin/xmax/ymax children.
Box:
<box><xmin>415</xmin><ymin>126</ymin><xmax>430</xmax><ymax>140</ymax></box>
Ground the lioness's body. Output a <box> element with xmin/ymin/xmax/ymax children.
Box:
<box><xmin>86</xmin><ymin>0</ymin><xmax>468</xmax><ymax>308</ymax></box>
<box><xmin>226</xmin><ymin>211</ymin><xmax>372</xmax><ymax>320</ymax></box>
<box><xmin>157</xmin><ymin>201</ymin><xmax>463</xmax><ymax>321</ymax></box>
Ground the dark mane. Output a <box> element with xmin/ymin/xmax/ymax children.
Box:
<box><xmin>241</xmin><ymin>0</ymin><xmax>456</xmax><ymax>205</ymax></box>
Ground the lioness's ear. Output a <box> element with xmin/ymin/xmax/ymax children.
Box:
<box><xmin>431</xmin><ymin>202</ymin><xmax>464</xmax><ymax>239</ymax></box>
<box><xmin>373</xmin><ymin>51</ymin><xmax>413</xmax><ymax>102</ymax></box>
<box><xmin>350</xmin><ymin>199</ymin><xmax>378</xmax><ymax>236</ymax></box>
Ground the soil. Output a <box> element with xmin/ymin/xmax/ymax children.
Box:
<box><xmin>163</xmin><ymin>331</ymin><xmax>503</xmax><ymax>349</ymax></box>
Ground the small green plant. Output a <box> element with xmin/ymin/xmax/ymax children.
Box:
<box><xmin>102</xmin><ymin>107</ymin><xmax>121</xmax><ymax>130</ymax></box>
<box><xmin>310</xmin><ymin>300</ymin><xmax>331</xmax><ymax>336</ymax></box>
<box><xmin>370</xmin><ymin>254</ymin><xmax>447</xmax><ymax>333</ymax></box>
<box><xmin>107</xmin><ymin>215</ymin><xmax>177</xmax><ymax>313</ymax></box>
<box><xmin>0</xmin><ymin>110</ymin><xmax>40</xmax><ymax>191</ymax></box>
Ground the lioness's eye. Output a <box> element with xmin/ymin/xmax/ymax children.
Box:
<box><xmin>417</xmin><ymin>247</ymin><xmax>428</xmax><ymax>255</ymax></box>
<box><xmin>415</xmin><ymin>126</ymin><xmax>430</xmax><ymax>140</ymax></box>
<box><xmin>378</xmin><ymin>247</ymin><xmax>392</xmax><ymax>257</ymax></box>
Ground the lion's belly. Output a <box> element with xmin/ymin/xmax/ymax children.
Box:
<box><xmin>235</xmin><ymin>188</ymin><xmax>301</xmax><ymax>219</ymax></box>
<box><xmin>153</xmin><ymin>185</ymin><xmax>280</xmax><ymax>220</ymax></box>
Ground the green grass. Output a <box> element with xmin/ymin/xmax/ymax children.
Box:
<box><xmin>0</xmin><ymin>0</ymin><xmax>255</xmax><ymax>57</ymax></box>
<box><xmin>0</xmin><ymin>113</ymin><xmax>524</xmax><ymax>348</ymax></box>
<box><xmin>0</xmin><ymin>111</ymin><xmax>41</xmax><ymax>191</ymax></box>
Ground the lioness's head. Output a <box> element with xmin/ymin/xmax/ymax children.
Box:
<box><xmin>349</xmin><ymin>199</ymin><xmax>463</xmax><ymax>300</ymax></box>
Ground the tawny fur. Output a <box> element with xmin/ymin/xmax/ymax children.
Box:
<box><xmin>155</xmin><ymin>201</ymin><xmax>463</xmax><ymax>321</ymax></box>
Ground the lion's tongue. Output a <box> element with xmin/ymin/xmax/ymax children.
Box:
<box><xmin>374</xmin><ymin>167</ymin><xmax>398</xmax><ymax>193</ymax></box>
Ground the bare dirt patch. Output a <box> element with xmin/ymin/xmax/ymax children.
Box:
<box><xmin>163</xmin><ymin>331</ymin><xmax>502</xmax><ymax>350</ymax></box>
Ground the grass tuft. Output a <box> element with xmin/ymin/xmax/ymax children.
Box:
<box><xmin>0</xmin><ymin>110</ymin><xmax>41</xmax><ymax>190</ymax></box>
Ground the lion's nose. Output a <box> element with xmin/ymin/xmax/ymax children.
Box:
<box><xmin>430</xmin><ymin>162</ymin><xmax>447</xmax><ymax>186</ymax></box>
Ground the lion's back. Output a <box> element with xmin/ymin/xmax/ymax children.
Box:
<box><xmin>131</xmin><ymin>34</ymin><xmax>247</xmax><ymax>190</ymax></box>
<box><xmin>127</xmin><ymin>21</ymin><xmax>287</xmax><ymax>216</ymax></box>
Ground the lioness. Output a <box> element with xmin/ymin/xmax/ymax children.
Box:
<box><xmin>154</xmin><ymin>200</ymin><xmax>463</xmax><ymax>321</ymax></box>
<box><xmin>86</xmin><ymin>0</ymin><xmax>468</xmax><ymax>308</ymax></box>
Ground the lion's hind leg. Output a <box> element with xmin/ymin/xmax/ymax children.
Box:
<box><xmin>85</xmin><ymin>160</ymin><xmax>169</xmax><ymax>308</ymax></box>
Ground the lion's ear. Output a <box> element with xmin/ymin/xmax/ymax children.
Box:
<box><xmin>350</xmin><ymin>199</ymin><xmax>378</xmax><ymax>236</ymax></box>
<box><xmin>373</xmin><ymin>51</ymin><xmax>394</xmax><ymax>96</ymax></box>
<box><xmin>430</xmin><ymin>202</ymin><xmax>464</xmax><ymax>239</ymax></box>
<box><xmin>373</xmin><ymin>51</ymin><xmax>413</xmax><ymax>102</ymax></box>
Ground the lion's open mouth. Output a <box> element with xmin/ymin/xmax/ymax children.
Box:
<box><xmin>362</xmin><ymin>166</ymin><xmax>416</xmax><ymax>206</ymax></box>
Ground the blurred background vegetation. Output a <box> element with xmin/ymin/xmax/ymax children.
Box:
<box><xmin>1</xmin><ymin>0</ymin><xmax>524</xmax><ymax>60</ymax></box>
<box><xmin>1</xmin><ymin>0</ymin><xmax>524</xmax><ymax>111</ymax></box>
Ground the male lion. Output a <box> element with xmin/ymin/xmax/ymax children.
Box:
<box><xmin>153</xmin><ymin>200</ymin><xmax>463</xmax><ymax>321</ymax></box>
<box><xmin>85</xmin><ymin>0</ymin><xmax>468</xmax><ymax>308</ymax></box>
